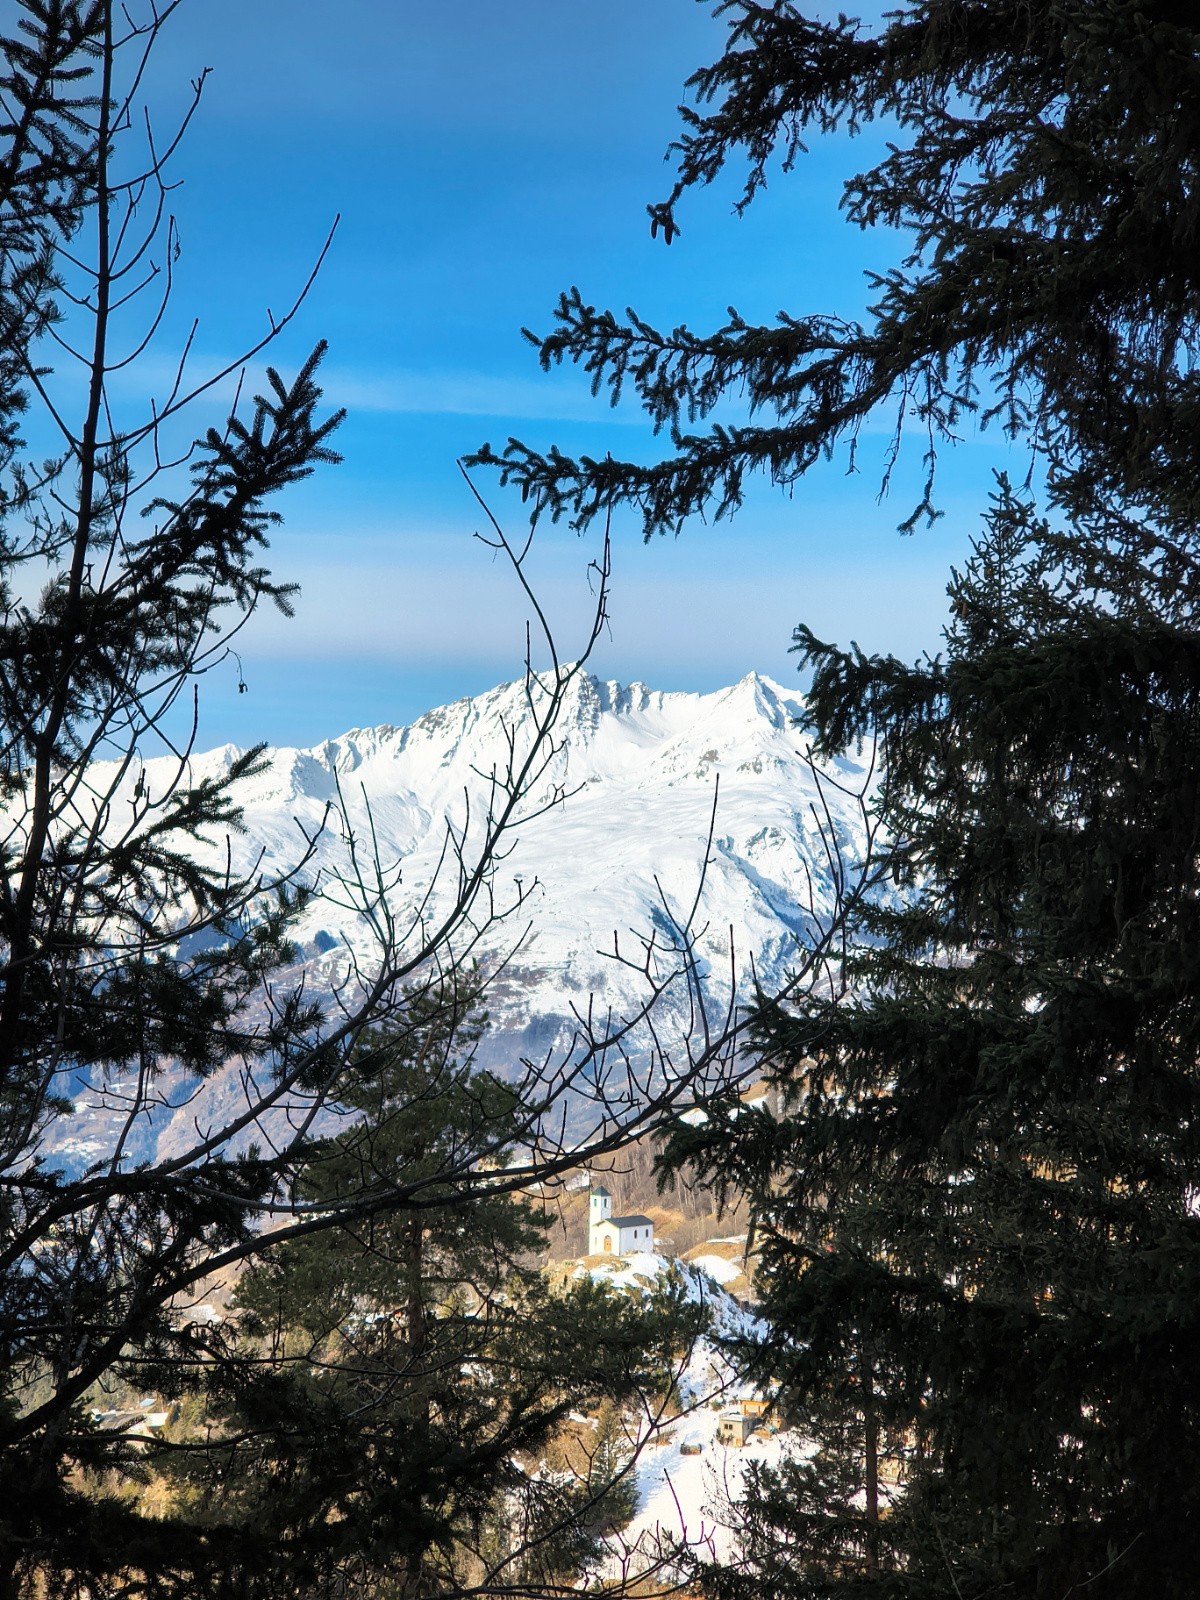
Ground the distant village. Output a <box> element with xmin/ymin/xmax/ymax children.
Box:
<box><xmin>94</xmin><ymin>1166</ymin><xmax>775</xmax><ymax>1458</ymax></box>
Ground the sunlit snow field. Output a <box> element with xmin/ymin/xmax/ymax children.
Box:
<box><xmin>577</xmin><ymin>1250</ymin><xmax>814</xmax><ymax>1581</ymax></box>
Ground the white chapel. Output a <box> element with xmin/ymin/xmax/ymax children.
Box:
<box><xmin>588</xmin><ymin>1185</ymin><xmax>654</xmax><ymax>1256</ymax></box>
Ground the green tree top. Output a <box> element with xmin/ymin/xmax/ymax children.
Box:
<box><xmin>182</xmin><ymin>991</ymin><xmax>711</xmax><ymax>1599</ymax></box>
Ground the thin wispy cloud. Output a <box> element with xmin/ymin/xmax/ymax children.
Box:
<box><xmin>319</xmin><ymin>366</ymin><xmax>648</xmax><ymax>424</ymax></box>
<box><xmin>103</xmin><ymin>355</ymin><xmax>650</xmax><ymax>426</ymax></box>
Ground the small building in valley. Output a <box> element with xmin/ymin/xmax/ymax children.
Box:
<box><xmin>717</xmin><ymin>1400</ymin><xmax>773</xmax><ymax>1446</ymax></box>
<box><xmin>717</xmin><ymin>1411</ymin><xmax>755</xmax><ymax>1447</ymax></box>
<box><xmin>588</xmin><ymin>1186</ymin><xmax>654</xmax><ymax>1256</ymax></box>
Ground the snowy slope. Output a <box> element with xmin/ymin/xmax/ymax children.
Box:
<box><xmin>575</xmin><ymin>1250</ymin><xmax>810</xmax><ymax>1581</ymax></box>
<box><xmin>51</xmin><ymin>670</ymin><xmax>871</xmax><ymax>1166</ymax></box>
<box><xmin>127</xmin><ymin>668</ymin><xmax>867</xmax><ymax>1024</ymax></box>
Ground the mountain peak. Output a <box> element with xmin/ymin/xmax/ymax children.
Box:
<box><xmin>64</xmin><ymin>669</ymin><xmax>873</xmax><ymax>1166</ymax></box>
<box><xmin>129</xmin><ymin>670</ymin><xmax>866</xmax><ymax>1005</ymax></box>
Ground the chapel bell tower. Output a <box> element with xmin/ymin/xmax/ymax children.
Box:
<box><xmin>588</xmin><ymin>1185</ymin><xmax>611</xmax><ymax>1253</ymax></box>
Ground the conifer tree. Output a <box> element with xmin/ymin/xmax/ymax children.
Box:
<box><xmin>0</xmin><ymin>10</ymin><xmax>741</xmax><ymax>1595</ymax></box>
<box><xmin>474</xmin><ymin>1</ymin><xmax>1200</xmax><ymax>550</ymax></box>
<box><xmin>669</xmin><ymin>480</ymin><xmax>1200</xmax><ymax>1596</ymax></box>
<box><xmin>178</xmin><ymin>984</ymin><xmax>702</xmax><ymax>1599</ymax></box>
<box><xmin>473</xmin><ymin>2</ymin><xmax>1200</xmax><ymax>1594</ymax></box>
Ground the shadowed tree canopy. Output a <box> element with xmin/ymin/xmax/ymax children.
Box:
<box><xmin>167</xmin><ymin>990</ymin><xmax>707</xmax><ymax>1600</ymax></box>
<box><xmin>668</xmin><ymin>482</ymin><xmax>1200</xmax><ymax>1597</ymax></box>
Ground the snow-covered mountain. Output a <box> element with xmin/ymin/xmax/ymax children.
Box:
<box><xmin>186</xmin><ymin>668</ymin><xmax>863</xmax><ymax>1027</ymax></box>
<box><xmin>53</xmin><ymin>670</ymin><xmax>872</xmax><ymax>1167</ymax></box>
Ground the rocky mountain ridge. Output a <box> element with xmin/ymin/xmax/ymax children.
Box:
<box><xmin>53</xmin><ymin>668</ymin><xmax>872</xmax><ymax>1168</ymax></box>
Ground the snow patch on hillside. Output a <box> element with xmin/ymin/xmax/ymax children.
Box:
<box><xmin>688</xmin><ymin>1254</ymin><xmax>743</xmax><ymax>1287</ymax></box>
<box><xmin>569</xmin><ymin>1250</ymin><xmax>811</xmax><ymax>1582</ymax></box>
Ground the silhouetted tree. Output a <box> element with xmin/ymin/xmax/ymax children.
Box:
<box><xmin>172</xmin><ymin>984</ymin><xmax>702</xmax><ymax>1598</ymax></box>
<box><xmin>473</xmin><ymin>3</ymin><xmax>1200</xmax><ymax>1595</ymax></box>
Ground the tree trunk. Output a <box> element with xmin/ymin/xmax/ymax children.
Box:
<box><xmin>862</xmin><ymin>1341</ymin><xmax>880</xmax><ymax>1571</ymax></box>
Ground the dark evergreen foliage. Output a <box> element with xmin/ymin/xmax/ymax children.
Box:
<box><xmin>471</xmin><ymin>0</ymin><xmax>1200</xmax><ymax>549</ymax></box>
<box><xmin>0</xmin><ymin>6</ymin><xmax>357</xmax><ymax>1591</ymax></box>
<box><xmin>670</xmin><ymin>485</ymin><xmax>1200</xmax><ymax>1597</ymax></box>
<box><xmin>175</xmin><ymin>990</ymin><xmax>702</xmax><ymax>1599</ymax></box>
<box><xmin>469</xmin><ymin>2</ymin><xmax>1200</xmax><ymax>1595</ymax></box>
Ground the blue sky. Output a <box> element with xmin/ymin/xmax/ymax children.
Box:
<box><xmin>113</xmin><ymin>0</ymin><xmax>1022</xmax><ymax>748</ymax></box>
